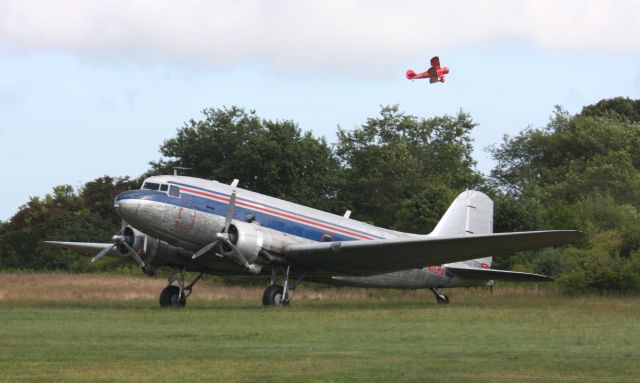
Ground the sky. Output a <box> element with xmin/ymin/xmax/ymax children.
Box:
<box><xmin>1</xmin><ymin>0</ymin><xmax>640</xmax><ymax>221</ymax></box>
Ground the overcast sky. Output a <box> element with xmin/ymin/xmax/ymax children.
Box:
<box><xmin>1</xmin><ymin>0</ymin><xmax>640</xmax><ymax>220</ymax></box>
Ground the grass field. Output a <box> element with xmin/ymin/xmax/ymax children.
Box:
<box><xmin>0</xmin><ymin>273</ymin><xmax>638</xmax><ymax>383</ymax></box>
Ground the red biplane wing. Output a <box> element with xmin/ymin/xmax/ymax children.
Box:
<box><xmin>430</xmin><ymin>56</ymin><xmax>441</xmax><ymax>70</ymax></box>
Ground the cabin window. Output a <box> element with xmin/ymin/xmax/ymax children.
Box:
<box><xmin>322</xmin><ymin>233</ymin><xmax>334</xmax><ymax>242</ymax></box>
<box><xmin>142</xmin><ymin>182</ymin><xmax>160</xmax><ymax>191</ymax></box>
<box><xmin>169</xmin><ymin>185</ymin><xmax>180</xmax><ymax>197</ymax></box>
<box><xmin>160</xmin><ymin>184</ymin><xmax>169</xmax><ymax>192</ymax></box>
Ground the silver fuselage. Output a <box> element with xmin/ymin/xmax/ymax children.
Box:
<box><xmin>114</xmin><ymin>175</ymin><xmax>487</xmax><ymax>289</ymax></box>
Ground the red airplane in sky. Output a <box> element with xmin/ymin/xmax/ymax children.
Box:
<box><xmin>406</xmin><ymin>56</ymin><xmax>449</xmax><ymax>84</ymax></box>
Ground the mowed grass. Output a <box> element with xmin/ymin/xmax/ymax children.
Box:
<box><xmin>0</xmin><ymin>274</ymin><xmax>638</xmax><ymax>383</ymax></box>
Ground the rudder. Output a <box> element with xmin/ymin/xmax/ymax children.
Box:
<box><xmin>430</xmin><ymin>190</ymin><xmax>493</xmax><ymax>237</ymax></box>
<box><xmin>430</xmin><ymin>190</ymin><xmax>494</xmax><ymax>268</ymax></box>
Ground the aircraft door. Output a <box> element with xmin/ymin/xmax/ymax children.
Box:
<box><xmin>175</xmin><ymin>199</ymin><xmax>197</xmax><ymax>231</ymax></box>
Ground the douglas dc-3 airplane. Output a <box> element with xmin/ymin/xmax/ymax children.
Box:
<box><xmin>47</xmin><ymin>175</ymin><xmax>582</xmax><ymax>307</ymax></box>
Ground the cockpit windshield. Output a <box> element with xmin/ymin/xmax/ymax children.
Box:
<box><xmin>141</xmin><ymin>181</ymin><xmax>179</xmax><ymax>197</ymax></box>
<box><xmin>142</xmin><ymin>182</ymin><xmax>160</xmax><ymax>191</ymax></box>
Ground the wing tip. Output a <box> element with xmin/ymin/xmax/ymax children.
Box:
<box><xmin>559</xmin><ymin>229</ymin><xmax>586</xmax><ymax>244</ymax></box>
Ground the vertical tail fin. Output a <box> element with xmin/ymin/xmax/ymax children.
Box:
<box><xmin>430</xmin><ymin>190</ymin><xmax>494</xmax><ymax>268</ymax></box>
<box><xmin>430</xmin><ymin>190</ymin><xmax>493</xmax><ymax>236</ymax></box>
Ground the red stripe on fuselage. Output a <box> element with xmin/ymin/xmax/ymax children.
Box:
<box><xmin>179</xmin><ymin>187</ymin><xmax>375</xmax><ymax>240</ymax></box>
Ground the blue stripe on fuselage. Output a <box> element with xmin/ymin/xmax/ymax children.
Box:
<box><xmin>116</xmin><ymin>190</ymin><xmax>374</xmax><ymax>242</ymax></box>
<box><xmin>167</xmin><ymin>180</ymin><xmax>382</xmax><ymax>239</ymax></box>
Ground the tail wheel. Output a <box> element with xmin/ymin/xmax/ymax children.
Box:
<box><xmin>436</xmin><ymin>294</ymin><xmax>449</xmax><ymax>305</ymax></box>
<box><xmin>159</xmin><ymin>285</ymin><xmax>186</xmax><ymax>308</ymax></box>
<box><xmin>430</xmin><ymin>288</ymin><xmax>450</xmax><ymax>305</ymax></box>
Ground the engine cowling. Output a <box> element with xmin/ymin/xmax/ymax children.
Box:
<box><xmin>221</xmin><ymin>221</ymin><xmax>264</xmax><ymax>264</ymax></box>
<box><xmin>117</xmin><ymin>226</ymin><xmax>186</xmax><ymax>269</ymax></box>
<box><xmin>116</xmin><ymin>226</ymin><xmax>142</xmax><ymax>255</ymax></box>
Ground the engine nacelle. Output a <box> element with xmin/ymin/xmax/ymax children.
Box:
<box><xmin>116</xmin><ymin>226</ymin><xmax>144</xmax><ymax>255</ymax></box>
<box><xmin>117</xmin><ymin>226</ymin><xmax>187</xmax><ymax>269</ymax></box>
<box><xmin>222</xmin><ymin>221</ymin><xmax>264</xmax><ymax>264</ymax></box>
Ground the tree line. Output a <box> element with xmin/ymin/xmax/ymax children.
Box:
<box><xmin>2</xmin><ymin>98</ymin><xmax>640</xmax><ymax>293</ymax></box>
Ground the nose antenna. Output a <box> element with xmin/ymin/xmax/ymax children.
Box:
<box><xmin>173</xmin><ymin>167</ymin><xmax>191</xmax><ymax>176</ymax></box>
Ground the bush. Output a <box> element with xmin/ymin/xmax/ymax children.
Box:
<box><xmin>557</xmin><ymin>233</ymin><xmax>640</xmax><ymax>294</ymax></box>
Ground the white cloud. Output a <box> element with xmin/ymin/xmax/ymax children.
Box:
<box><xmin>0</xmin><ymin>0</ymin><xmax>638</xmax><ymax>73</ymax></box>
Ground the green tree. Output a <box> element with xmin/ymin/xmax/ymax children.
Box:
<box><xmin>489</xmin><ymin>99</ymin><xmax>640</xmax><ymax>292</ymax></box>
<box><xmin>580</xmin><ymin>97</ymin><xmax>640</xmax><ymax>123</ymax></box>
<box><xmin>558</xmin><ymin>231</ymin><xmax>640</xmax><ymax>294</ymax></box>
<box><xmin>336</xmin><ymin>105</ymin><xmax>482</xmax><ymax>230</ymax></box>
<box><xmin>149</xmin><ymin>106</ymin><xmax>345</xmax><ymax>212</ymax></box>
<box><xmin>0</xmin><ymin>179</ymin><xmax>131</xmax><ymax>271</ymax></box>
<box><xmin>490</xmin><ymin>106</ymin><xmax>640</xmax><ymax>205</ymax></box>
<box><xmin>81</xmin><ymin>176</ymin><xmax>135</xmax><ymax>223</ymax></box>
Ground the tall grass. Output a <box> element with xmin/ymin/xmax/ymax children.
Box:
<box><xmin>0</xmin><ymin>272</ymin><xmax>561</xmax><ymax>303</ymax></box>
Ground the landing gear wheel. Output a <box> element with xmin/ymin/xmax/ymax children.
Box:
<box><xmin>262</xmin><ymin>284</ymin><xmax>288</xmax><ymax>307</ymax></box>
<box><xmin>436</xmin><ymin>294</ymin><xmax>449</xmax><ymax>305</ymax></box>
<box><xmin>430</xmin><ymin>288</ymin><xmax>450</xmax><ymax>305</ymax></box>
<box><xmin>159</xmin><ymin>285</ymin><xmax>186</xmax><ymax>308</ymax></box>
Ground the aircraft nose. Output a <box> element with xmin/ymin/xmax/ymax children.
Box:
<box><xmin>114</xmin><ymin>191</ymin><xmax>142</xmax><ymax>222</ymax></box>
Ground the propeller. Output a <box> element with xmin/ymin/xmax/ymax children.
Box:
<box><xmin>91</xmin><ymin>220</ymin><xmax>128</xmax><ymax>263</ymax></box>
<box><xmin>192</xmin><ymin>179</ymin><xmax>252</xmax><ymax>269</ymax></box>
<box><xmin>91</xmin><ymin>220</ymin><xmax>153</xmax><ymax>275</ymax></box>
<box><xmin>191</xmin><ymin>179</ymin><xmax>241</xmax><ymax>265</ymax></box>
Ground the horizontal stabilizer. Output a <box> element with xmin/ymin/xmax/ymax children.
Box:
<box><xmin>446</xmin><ymin>266</ymin><xmax>553</xmax><ymax>282</ymax></box>
<box><xmin>284</xmin><ymin>230</ymin><xmax>583</xmax><ymax>276</ymax></box>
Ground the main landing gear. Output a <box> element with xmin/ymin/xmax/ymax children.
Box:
<box><xmin>429</xmin><ymin>287</ymin><xmax>449</xmax><ymax>305</ymax></box>
<box><xmin>159</xmin><ymin>269</ymin><xmax>203</xmax><ymax>308</ymax></box>
<box><xmin>263</xmin><ymin>284</ymin><xmax>288</xmax><ymax>306</ymax></box>
<box><xmin>262</xmin><ymin>265</ymin><xmax>305</xmax><ymax>307</ymax></box>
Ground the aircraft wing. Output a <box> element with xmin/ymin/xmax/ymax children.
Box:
<box><xmin>283</xmin><ymin>230</ymin><xmax>582</xmax><ymax>276</ymax></box>
<box><xmin>44</xmin><ymin>241</ymin><xmax>119</xmax><ymax>255</ymax></box>
<box><xmin>446</xmin><ymin>266</ymin><xmax>553</xmax><ymax>282</ymax></box>
<box><xmin>430</xmin><ymin>56</ymin><xmax>440</xmax><ymax>69</ymax></box>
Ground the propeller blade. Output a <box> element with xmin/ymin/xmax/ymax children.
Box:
<box><xmin>223</xmin><ymin>239</ymin><xmax>249</xmax><ymax>267</ymax></box>
<box><xmin>119</xmin><ymin>220</ymin><xmax>128</xmax><ymax>234</ymax></box>
<box><xmin>223</xmin><ymin>189</ymin><xmax>237</xmax><ymax>233</ymax></box>
<box><xmin>192</xmin><ymin>240</ymin><xmax>220</xmax><ymax>259</ymax></box>
<box><xmin>194</xmin><ymin>179</ymin><xmax>240</xmax><ymax>261</ymax></box>
<box><xmin>224</xmin><ymin>240</ymin><xmax>262</xmax><ymax>274</ymax></box>
<box><xmin>91</xmin><ymin>244</ymin><xmax>116</xmax><ymax>263</ymax></box>
<box><xmin>120</xmin><ymin>240</ymin><xmax>146</xmax><ymax>268</ymax></box>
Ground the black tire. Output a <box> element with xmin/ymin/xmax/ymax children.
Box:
<box><xmin>436</xmin><ymin>294</ymin><xmax>449</xmax><ymax>305</ymax></box>
<box><xmin>159</xmin><ymin>285</ymin><xmax>186</xmax><ymax>308</ymax></box>
<box><xmin>262</xmin><ymin>284</ymin><xmax>287</xmax><ymax>306</ymax></box>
